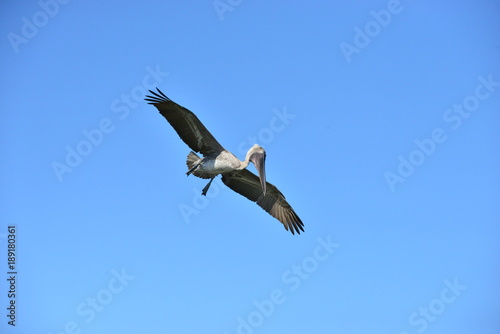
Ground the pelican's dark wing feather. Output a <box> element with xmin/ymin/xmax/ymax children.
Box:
<box><xmin>145</xmin><ymin>88</ymin><xmax>224</xmax><ymax>155</ymax></box>
<box><xmin>222</xmin><ymin>170</ymin><xmax>304</xmax><ymax>234</ymax></box>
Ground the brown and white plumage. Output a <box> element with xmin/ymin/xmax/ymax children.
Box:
<box><xmin>222</xmin><ymin>170</ymin><xmax>304</xmax><ymax>235</ymax></box>
<box><xmin>145</xmin><ymin>88</ymin><xmax>304</xmax><ymax>234</ymax></box>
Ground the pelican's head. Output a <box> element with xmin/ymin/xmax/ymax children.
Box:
<box><xmin>248</xmin><ymin>144</ymin><xmax>267</xmax><ymax>196</ymax></box>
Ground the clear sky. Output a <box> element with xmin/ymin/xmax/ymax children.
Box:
<box><xmin>1</xmin><ymin>1</ymin><xmax>499</xmax><ymax>333</ymax></box>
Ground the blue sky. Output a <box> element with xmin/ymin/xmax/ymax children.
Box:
<box><xmin>1</xmin><ymin>1</ymin><xmax>499</xmax><ymax>333</ymax></box>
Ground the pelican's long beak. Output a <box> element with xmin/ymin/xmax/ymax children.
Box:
<box><xmin>250</xmin><ymin>151</ymin><xmax>267</xmax><ymax>196</ymax></box>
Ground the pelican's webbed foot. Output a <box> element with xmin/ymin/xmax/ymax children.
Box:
<box><xmin>201</xmin><ymin>178</ymin><xmax>215</xmax><ymax>196</ymax></box>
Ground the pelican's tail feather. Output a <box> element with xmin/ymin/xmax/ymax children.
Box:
<box><xmin>186</xmin><ymin>151</ymin><xmax>200</xmax><ymax>171</ymax></box>
<box><xmin>186</xmin><ymin>152</ymin><xmax>212</xmax><ymax>179</ymax></box>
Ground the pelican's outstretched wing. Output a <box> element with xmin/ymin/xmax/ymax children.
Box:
<box><xmin>145</xmin><ymin>88</ymin><xmax>224</xmax><ymax>155</ymax></box>
<box><xmin>222</xmin><ymin>170</ymin><xmax>304</xmax><ymax>234</ymax></box>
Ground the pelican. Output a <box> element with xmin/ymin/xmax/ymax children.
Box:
<box><xmin>145</xmin><ymin>88</ymin><xmax>304</xmax><ymax>234</ymax></box>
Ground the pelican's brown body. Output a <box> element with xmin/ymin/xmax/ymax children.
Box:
<box><xmin>145</xmin><ymin>88</ymin><xmax>304</xmax><ymax>234</ymax></box>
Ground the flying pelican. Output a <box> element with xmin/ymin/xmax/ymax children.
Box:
<box><xmin>145</xmin><ymin>88</ymin><xmax>304</xmax><ymax>234</ymax></box>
